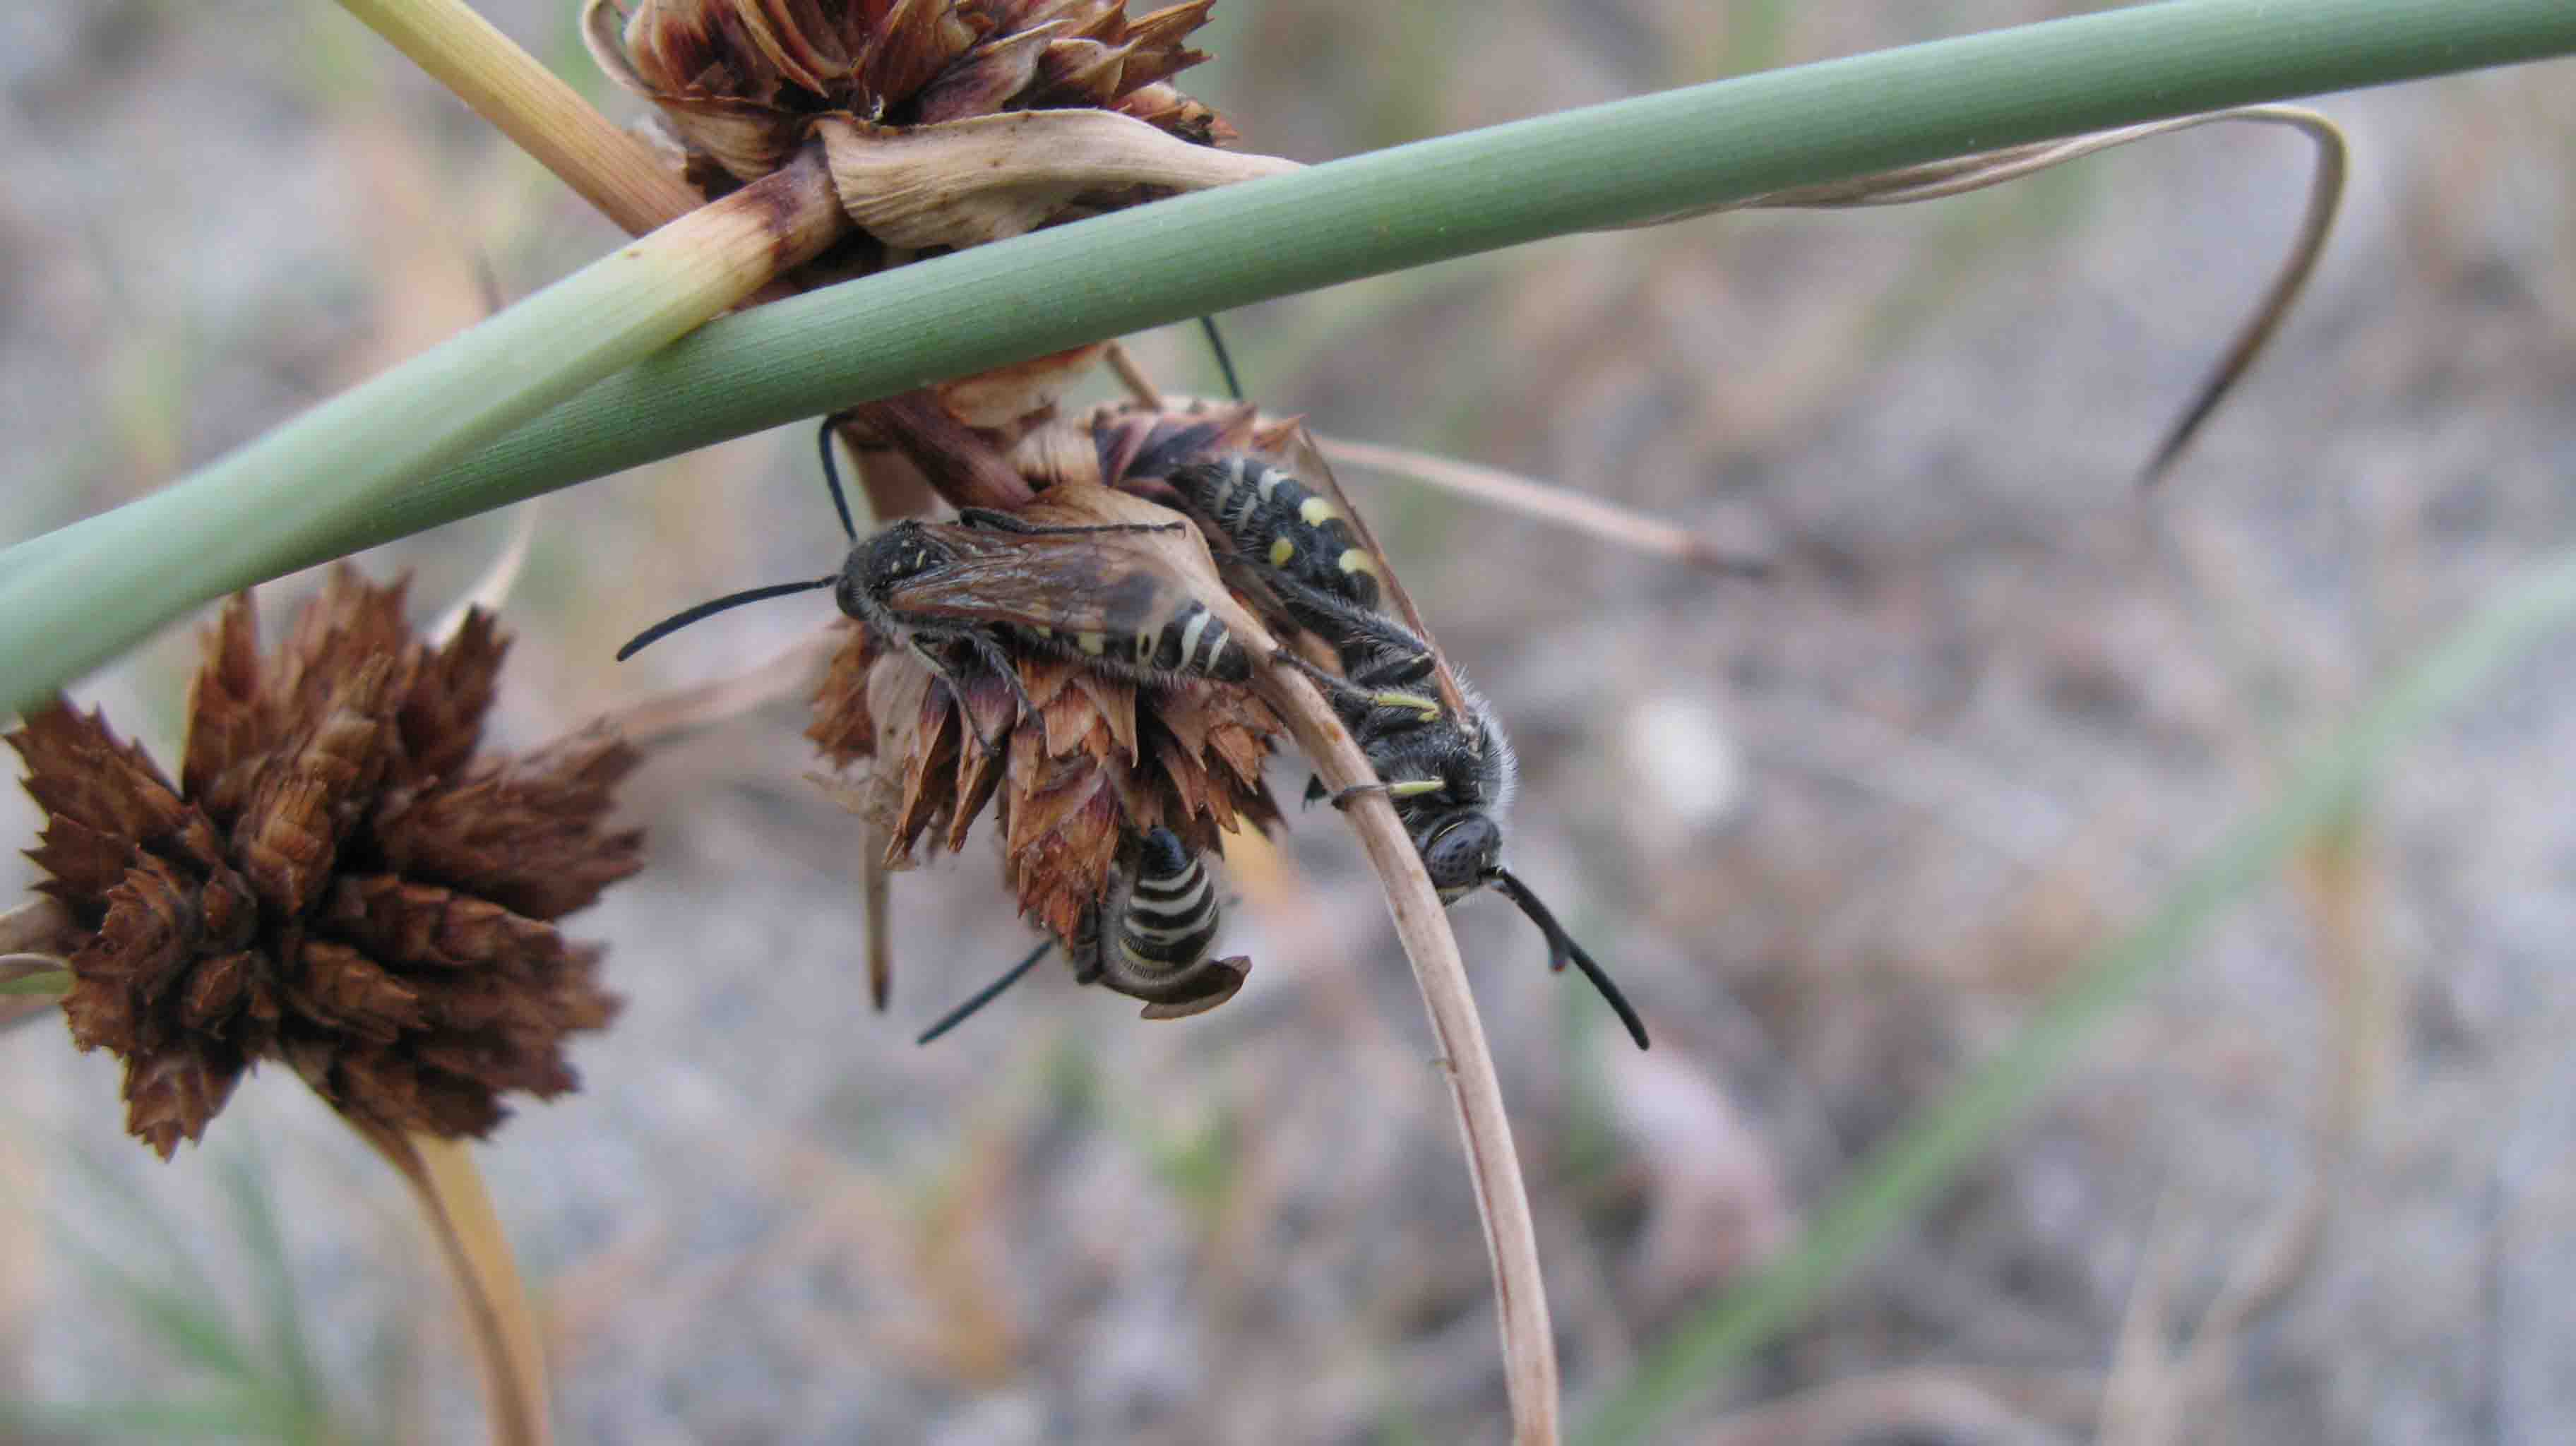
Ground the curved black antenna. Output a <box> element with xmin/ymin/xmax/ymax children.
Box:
<box><xmin>1489</xmin><ymin>867</ymin><xmax>1648</xmax><ymax>1051</ymax></box>
<box><xmin>1198</xmin><ymin>315</ymin><xmax>1244</xmax><ymax>402</ymax></box>
<box><xmin>615</xmin><ymin>575</ymin><xmax>837</xmax><ymax>661</ymax></box>
<box><xmin>815</xmin><ymin>417</ymin><xmax>859</xmax><ymax>542</ymax></box>
<box><xmin>917</xmin><ymin>938</ymin><xmax>1055</xmax><ymax>1046</ymax></box>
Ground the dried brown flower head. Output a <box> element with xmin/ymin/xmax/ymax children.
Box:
<box><xmin>809</xmin><ymin>484</ymin><xmax>1280</xmax><ymax>994</ymax></box>
<box><xmin>6</xmin><ymin>567</ymin><xmax>640</xmax><ymax>1157</ymax></box>
<box><xmin>1008</xmin><ymin>395</ymin><xmax>1305</xmax><ymax>498</ymax></box>
<box><xmin>588</xmin><ymin>0</ymin><xmax>1290</xmax><ymax>243</ymax></box>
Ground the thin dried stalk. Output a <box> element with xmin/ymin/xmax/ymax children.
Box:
<box><xmin>359</xmin><ymin>1124</ymin><xmax>552</xmax><ymax>1446</ymax></box>
<box><xmin>0</xmin><ymin>896</ymin><xmax>73</xmax><ymax>957</ymax></box>
<box><xmin>1314</xmin><ymin>434</ymin><xmax>1772</xmax><ymax>576</ymax></box>
<box><xmin>1248</xmin><ymin>661</ymin><xmax>1561</xmax><ymax>1442</ymax></box>
<box><xmin>335</xmin><ymin>0</ymin><xmax>702</xmax><ymax>236</ymax></box>
<box><xmin>0</xmin><ymin>897</ymin><xmax>73</xmax><ymax>1030</ymax></box>
<box><xmin>593</xmin><ymin>626</ymin><xmax>842</xmax><ymax>752</ymax></box>
<box><xmin>1729</xmin><ymin>105</ymin><xmax>2347</xmax><ymax>486</ymax></box>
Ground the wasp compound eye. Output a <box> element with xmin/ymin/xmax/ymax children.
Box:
<box><xmin>1423</xmin><ymin>813</ymin><xmax>1502</xmax><ymax>895</ymax></box>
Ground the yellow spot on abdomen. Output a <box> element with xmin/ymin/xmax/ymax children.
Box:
<box><xmin>1078</xmin><ymin>631</ymin><xmax>1107</xmax><ymax>656</ymax></box>
<box><xmin>1298</xmin><ymin>496</ymin><xmax>1343</xmax><ymax>526</ymax></box>
<box><xmin>1268</xmin><ymin>537</ymin><xmax>1296</xmax><ymax>567</ymax></box>
<box><xmin>1337</xmin><ymin>547</ymin><xmax>1380</xmax><ymax>578</ymax></box>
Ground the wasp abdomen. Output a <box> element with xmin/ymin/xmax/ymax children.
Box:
<box><xmin>1113</xmin><ymin>829</ymin><xmax>1223</xmax><ymax>976</ymax></box>
<box><xmin>1170</xmin><ymin>455</ymin><xmax>1384</xmax><ymax>611</ymax></box>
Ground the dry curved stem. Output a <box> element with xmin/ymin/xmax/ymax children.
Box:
<box><xmin>1248</xmin><ymin>657</ymin><xmax>1561</xmax><ymax>1443</ymax></box>
<box><xmin>338</xmin><ymin>0</ymin><xmax>703</xmax><ymax>236</ymax></box>
<box><xmin>1661</xmin><ymin>105</ymin><xmax>2347</xmax><ymax>486</ymax></box>
<box><xmin>356</xmin><ymin>1122</ymin><xmax>553</xmax><ymax>1446</ymax></box>
<box><xmin>0</xmin><ymin>897</ymin><xmax>74</xmax><ymax>1031</ymax></box>
<box><xmin>1314</xmin><ymin>434</ymin><xmax>1774</xmax><ymax>576</ymax></box>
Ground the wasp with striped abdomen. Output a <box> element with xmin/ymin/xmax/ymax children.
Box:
<box><xmin>916</xmin><ymin>825</ymin><xmax>1246</xmax><ymax>1044</ymax></box>
<box><xmin>1163</xmin><ymin>436</ymin><xmax>1652</xmax><ymax>1050</ymax></box>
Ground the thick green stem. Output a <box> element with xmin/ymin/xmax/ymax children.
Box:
<box><xmin>4</xmin><ymin>0</ymin><xmax>2572</xmax><ymax>706</ymax></box>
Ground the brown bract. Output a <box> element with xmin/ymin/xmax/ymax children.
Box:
<box><xmin>1009</xmin><ymin>395</ymin><xmax>1305</xmax><ymax>498</ymax></box>
<box><xmin>807</xmin><ymin>484</ymin><xmax>1280</xmax><ymax>961</ymax></box>
<box><xmin>587</xmin><ymin>0</ymin><xmax>1289</xmax><ymax>234</ymax></box>
<box><xmin>5</xmin><ymin>567</ymin><xmax>640</xmax><ymax>1158</ymax></box>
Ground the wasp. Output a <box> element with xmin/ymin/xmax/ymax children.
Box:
<box><xmin>617</xmin><ymin>430</ymin><xmax>1254</xmax><ymax>752</ymax></box>
<box><xmin>1165</xmin><ymin>442</ymin><xmax>1652</xmax><ymax>1050</ymax></box>
<box><xmin>916</xmin><ymin>825</ymin><xmax>1246</xmax><ymax>1044</ymax></box>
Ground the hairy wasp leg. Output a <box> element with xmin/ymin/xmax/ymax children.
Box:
<box><xmin>1268</xmin><ymin>649</ymin><xmax>1443</xmax><ymax>724</ymax></box>
<box><xmin>1256</xmin><ymin>569</ymin><xmax>1440</xmax><ymax>685</ymax></box>
<box><xmin>1323</xmin><ymin>777</ymin><xmax>1443</xmax><ymax>811</ymax></box>
<box><xmin>908</xmin><ymin>631</ymin><xmax>1034</xmax><ymax>758</ymax></box>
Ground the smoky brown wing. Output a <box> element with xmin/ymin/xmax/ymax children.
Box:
<box><xmin>1276</xmin><ymin>424</ymin><xmax>1474</xmax><ymax>719</ymax></box>
<box><xmin>883</xmin><ymin>529</ymin><xmax>1195</xmax><ymax>637</ymax></box>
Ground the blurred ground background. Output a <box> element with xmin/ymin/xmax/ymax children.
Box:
<box><xmin>4</xmin><ymin>1</ymin><xmax>2574</xmax><ymax>1441</ymax></box>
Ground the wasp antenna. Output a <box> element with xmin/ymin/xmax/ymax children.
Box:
<box><xmin>816</xmin><ymin>417</ymin><xmax>859</xmax><ymax>542</ymax></box>
<box><xmin>615</xmin><ymin>576</ymin><xmax>837</xmax><ymax>661</ymax></box>
<box><xmin>1490</xmin><ymin>868</ymin><xmax>1648</xmax><ymax>1050</ymax></box>
<box><xmin>916</xmin><ymin>938</ymin><xmax>1056</xmax><ymax>1046</ymax></box>
<box><xmin>1198</xmin><ymin>314</ymin><xmax>1244</xmax><ymax>402</ymax></box>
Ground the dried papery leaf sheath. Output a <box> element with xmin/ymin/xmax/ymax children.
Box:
<box><xmin>6</xmin><ymin>567</ymin><xmax>640</xmax><ymax>1157</ymax></box>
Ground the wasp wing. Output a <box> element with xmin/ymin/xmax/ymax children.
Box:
<box><xmin>883</xmin><ymin>487</ymin><xmax>1236</xmax><ymax>647</ymax></box>
<box><xmin>1274</xmin><ymin>423</ymin><xmax>1474</xmax><ymax>726</ymax></box>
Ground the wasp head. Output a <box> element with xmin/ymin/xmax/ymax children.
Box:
<box><xmin>1420</xmin><ymin>810</ymin><xmax>1503</xmax><ymax>900</ymax></box>
<box><xmin>838</xmin><ymin>522</ymin><xmax>953</xmax><ymax>623</ymax></box>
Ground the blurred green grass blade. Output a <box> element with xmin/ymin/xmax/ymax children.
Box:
<box><xmin>217</xmin><ymin>1151</ymin><xmax>328</xmax><ymax>1425</ymax></box>
<box><xmin>4</xmin><ymin>0</ymin><xmax>2571</xmax><ymax>707</ymax></box>
<box><xmin>53</xmin><ymin>1233</ymin><xmax>267</xmax><ymax>1388</ymax></box>
<box><xmin>10</xmin><ymin>1390</ymin><xmax>309</xmax><ymax>1440</ymax></box>
<box><xmin>1578</xmin><ymin>543</ymin><xmax>2576</xmax><ymax>1445</ymax></box>
<box><xmin>0</xmin><ymin>972</ymin><xmax>71</xmax><ymax>996</ymax></box>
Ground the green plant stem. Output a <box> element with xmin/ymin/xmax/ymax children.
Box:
<box><xmin>4</xmin><ymin>0</ymin><xmax>2572</xmax><ymax>705</ymax></box>
<box><xmin>0</xmin><ymin>971</ymin><xmax>71</xmax><ymax>996</ymax></box>
<box><xmin>0</xmin><ymin>156</ymin><xmax>843</xmax><ymax>716</ymax></box>
<box><xmin>382</xmin><ymin>0</ymin><xmax>2575</xmax><ymax>530</ymax></box>
<box><xmin>1575</xmin><ymin>543</ymin><xmax>2576</xmax><ymax>1442</ymax></box>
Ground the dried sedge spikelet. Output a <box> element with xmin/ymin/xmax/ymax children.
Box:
<box><xmin>586</xmin><ymin>0</ymin><xmax>1292</xmax><ymax>246</ymax></box>
<box><xmin>807</xmin><ymin>485</ymin><xmax>1280</xmax><ymax>951</ymax></box>
<box><xmin>1008</xmin><ymin>396</ymin><xmax>1306</xmax><ymax>498</ymax></box>
<box><xmin>5</xmin><ymin>566</ymin><xmax>640</xmax><ymax>1158</ymax></box>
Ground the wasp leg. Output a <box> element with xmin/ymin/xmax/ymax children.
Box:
<box><xmin>1256</xmin><ymin>570</ymin><xmax>1438</xmax><ymax>685</ymax></box>
<box><xmin>955</xmin><ymin>508</ymin><xmax>1186</xmax><ymax>537</ymax></box>
<box><xmin>909</xmin><ymin>631</ymin><xmax>1035</xmax><ymax>758</ymax></box>
<box><xmin>1267</xmin><ymin>650</ymin><xmax>1442</xmax><ymax>722</ymax></box>
<box><xmin>1327</xmin><ymin>777</ymin><xmax>1443</xmax><ymax>811</ymax></box>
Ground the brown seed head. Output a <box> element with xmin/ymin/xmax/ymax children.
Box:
<box><xmin>594</xmin><ymin>0</ymin><xmax>1235</xmax><ymax>187</ymax></box>
<box><xmin>6</xmin><ymin>566</ymin><xmax>640</xmax><ymax>1158</ymax></box>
